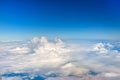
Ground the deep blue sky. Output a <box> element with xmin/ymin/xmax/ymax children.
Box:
<box><xmin>0</xmin><ymin>0</ymin><xmax>120</xmax><ymax>40</ymax></box>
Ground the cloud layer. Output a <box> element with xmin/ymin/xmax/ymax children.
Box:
<box><xmin>1</xmin><ymin>37</ymin><xmax>120</xmax><ymax>80</ymax></box>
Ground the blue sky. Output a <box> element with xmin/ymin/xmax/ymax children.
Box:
<box><xmin>0</xmin><ymin>0</ymin><xmax>120</xmax><ymax>40</ymax></box>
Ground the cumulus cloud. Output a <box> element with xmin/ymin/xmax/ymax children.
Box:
<box><xmin>9</xmin><ymin>47</ymin><xmax>31</xmax><ymax>54</ymax></box>
<box><xmin>60</xmin><ymin>63</ymin><xmax>89</xmax><ymax>76</ymax></box>
<box><xmin>93</xmin><ymin>43</ymin><xmax>109</xmax><ymax>54</ymax></box>
<box><xmin>1</xmin><ymin>36</ymin><xmax>120</xmax><ymax>80</ymax></box>
<box><xmin>0</xmin><ymin>37</ymin><xmax>71</xmax><ymax>73</ymax></box>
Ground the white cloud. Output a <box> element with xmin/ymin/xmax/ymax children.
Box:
<box><xmin>1</xmin><ymin>36</ymin><xmax>120</xmax><ymax>80</ymax></box>
<box><xmin>9</xmin><ymin>47</ymin><xmax>30</xmax><ymax>54</ymax></box>
<box><xmin>104</xmin><ymin>72</ymin><xmax>120</xmax><ymax>77</ymax></box>
<box><xmin>61</xmin><ymin>63</ymin><xmax>89</xmax><ymax>76</ymax></box>
<box><xmin>93</xmin><ymin>43</ymin><xmax>108</xmax><ymax>54</ymax></box>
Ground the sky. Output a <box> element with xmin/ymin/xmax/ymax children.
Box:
<box><xmin>0</xmin><ymin>0</ymin><xmax>120</xmax><ymax>40</ymax></box>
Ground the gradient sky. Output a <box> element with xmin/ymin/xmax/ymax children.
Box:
<box><xmin>0</xmin><ymin>0</ymin><xmax>120</xmax><ymax>40</ymax></box>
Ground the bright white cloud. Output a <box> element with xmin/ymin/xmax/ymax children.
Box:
<box><xmin>0</xmin><ymin>37</ymin><xmax>120</xmax><ymax>80</ymax></box>
<box><xmin>9</xmin><ymin>47</ymin><xmax>30</xmax><ymax>54</ymax></box>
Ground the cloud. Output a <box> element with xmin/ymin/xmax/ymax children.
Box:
<box><xmin>93</xmin><ymin>43</ymin><xmax>109</xmax><ymax>54</ymax></box>
<box><xmin>0</xmin><ymin>37</ymin><xmax>71</xmax><ymax>73</ymax></box>
<box><xmin>2</xmin><ymin>77</ymin><xmax>22</xmax><ymax>80</ymax></box>
<box><xmin>9</xmin><ymin>47</ymin><xmax>31</xmax><ymax>54</ymax></box>
<box><xmin>45</xmin><ymin>76</ymin><xmax>120</xmax><ymax>80</ymax></box>
<box><xmin>1</xmin><ymin>36</ymin><xmax>120</xmax><ymax>80</ymax></box>
<box><xmin>60</xmin><ymin>63</ymin><xmax>89</xmax><ymax>76</ymax></box>
<box><xmin>103</xmin><ymin>72</ymin><xmax>120</xmax><ymax>77</ymax></box>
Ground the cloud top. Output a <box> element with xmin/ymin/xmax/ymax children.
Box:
<box><xmin>1</xmin><ymin>36</ymin><xmax>120</xmax><ymax>80</ymax></box>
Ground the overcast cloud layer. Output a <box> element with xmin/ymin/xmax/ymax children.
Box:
<box><xmin>0</xmin><ymin>37</ymin><xmax>120</xmax><ymax>80</ymax></box>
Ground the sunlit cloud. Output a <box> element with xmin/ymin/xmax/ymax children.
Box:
<box><xmin>1</xmin><ymin>36</ymin><xmax>120</xmax><ymax>80</ymax></box>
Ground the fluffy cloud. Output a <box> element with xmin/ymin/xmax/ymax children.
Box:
<box><xmin>9</xmin><ymin>47</ymin><xmax>31</xmax><ymax>54</ymax></box>
<box><xmin>93</xmin><ymin>43</ymin><xmax>109</xmax><ymax>54</ymax></box>
<box><xmin>1</xmin><ymin>37</ymin><xmax>120</xmax><ymax>80</ymax></box>
<box><xmin>0</xmin><ymin>37</ymin><xmax>71</xmax><ymax>73</ymax></box>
